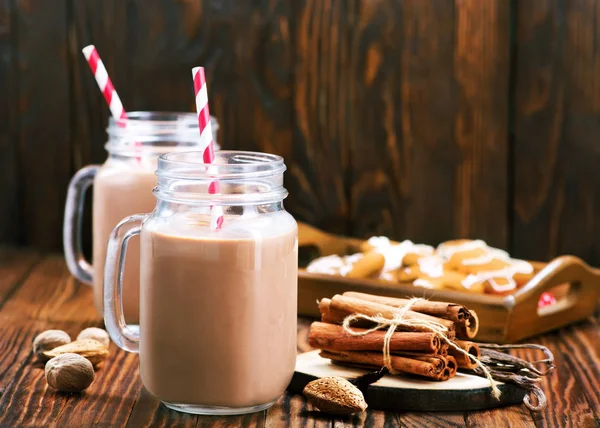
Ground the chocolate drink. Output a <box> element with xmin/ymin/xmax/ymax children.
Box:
<box><xmin>93</xmin><ymin>160</ymin><xmax>157</xmax><ymax>323</ymax></box>
<box><xmin>139</xmin><ymin>211</ymin><xmax>298</xmax><ymax>408</ymax></box>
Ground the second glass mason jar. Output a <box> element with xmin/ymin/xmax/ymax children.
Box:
<box><xmin>104</xmin><ymin>151</ymin><xmax>298</xmax><ymax>415</ymax></box>
<box><xmin>63</xmin><ymin>112</ymin><xmax>219</xmax><ymax>323</ymax></box>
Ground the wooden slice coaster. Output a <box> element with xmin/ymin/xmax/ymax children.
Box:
<box><xmin>289</xmin><ymin>351</ymin><xmax>526</xmax><ymax>412</ymax></box>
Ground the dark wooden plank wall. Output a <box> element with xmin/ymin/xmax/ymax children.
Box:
<box><xmin>0</xmin><ymin>0</ymin><xmax>19</xmax><ymax>245</ymax></box>
<box><xmin>513</xmin><ymin>0</ymin><xmax>600</xmax><ymax>263</ymax></box>
<box><xmin>0</xmin><ymin>0</ymin><xmax>599</xmax><ymax>265</ymax></box>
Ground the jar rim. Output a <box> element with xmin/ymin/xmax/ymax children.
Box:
<box><xmin>108</xmin><ymin>111</ymin><xmax>219</xmax><ymax>130</ymax></box>
<box><xmin>105</xmin><ymin>111</ymin><xmax>220</xmax><ymax>155</ymax></box>
<box><xmin>157</xmin><ymin>150</ymin><xmax>286</xmax><ymax>180</ymax></box>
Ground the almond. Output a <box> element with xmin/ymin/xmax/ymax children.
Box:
<box><xmin>303</xmin><ymin>376</ymin><xmax>367</xmax><ymax>414</ymax></box>
<box><xmin>43</xmin><ymin>339</ymin><xmax>109</xmax><ymax>366</ymax></box>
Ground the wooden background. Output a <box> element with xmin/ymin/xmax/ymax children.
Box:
<box><xmin>1</xmin><ymin>0</ymin><xmax>599</xmax><ymax>265</ymax></box>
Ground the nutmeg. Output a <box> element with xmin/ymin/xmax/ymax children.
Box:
<box><xmin>32</xmin><ymin>330</ymin><xmax>71</xmax><ymax>360</ymax></box>
<box><xmin>45</xmin><ymin>353</ymin><xmax>94</xmax><ymax>393</ymax></box>
<box><xmin>77</xmin><ymin>327</ymin><xmax>110</xmax><ymax>349</ymax></box>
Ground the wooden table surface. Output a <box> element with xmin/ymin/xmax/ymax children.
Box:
<box><xmin>0</xmin><ymin>250</ymin><xmax>599</xmax><ymax>428</ymax></box>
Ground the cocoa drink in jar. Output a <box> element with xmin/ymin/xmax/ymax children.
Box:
<box><xmin>104</xmin><ymin>151</ymin><xmax>298</xmax><ymax>415</ymax></box>
<box><xmin>63</xmin><ymin>112</ymin><xmax>219</xmax><ymax>323</ymax></box>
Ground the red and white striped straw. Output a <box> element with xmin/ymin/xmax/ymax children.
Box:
<box><xmin>192</xmin><ymin>66</ymin><xmax>223</xmax><ymax>230</ymax></box>
<box><xmin>82</xmin><ymin>45</ymin><xmax>127</xmax><ymax>121</ymax></box>
<box><xmin>82</xmin><ymin>45</ymin><xmax>141</xmax><ymax>158</ymax></box>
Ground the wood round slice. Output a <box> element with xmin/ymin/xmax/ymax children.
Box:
<box><xmin>290</xmin><ymin>351</ymin><xmax>526</xmax><ymax>412</ymax></box>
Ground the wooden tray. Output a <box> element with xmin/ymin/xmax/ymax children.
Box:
<box><xmin>297</xmin><ymin>223</ymin><xmax>600</xmax><ymax>343</ymax></box>
<box><xmin>289</xmin><ymin>351</ymin><xmax>526</xmax><ymax>412</ymax></box>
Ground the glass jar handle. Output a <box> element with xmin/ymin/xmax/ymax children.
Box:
<box><xmin>104</xmin><ymin>214</ymin><xmax>146</xmax><ymax>353</ymax></box>
<box><xmin>63</xmin><ymin>165</ymin><xmax>100</xmax><ymax>285</ymax></box>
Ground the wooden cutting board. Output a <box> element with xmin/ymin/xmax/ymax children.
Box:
<box><xmin>289</xmin><ymin>351</ymin><xmax>527</xmax><ymax>412</ymax></box>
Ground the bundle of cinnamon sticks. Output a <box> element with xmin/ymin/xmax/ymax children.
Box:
<box><xmin>310</xmin><ymin>292</ymin><xmax>482</xmax><ymax>381</ymax></box>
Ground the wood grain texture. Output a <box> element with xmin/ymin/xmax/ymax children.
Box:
<box><xmin>70</xmin><ymin>0</ymin><xmax>132</xmax><ymax>168</ymax></box>
<box><xmin>396</xmin><ymin>0</ymin><xmax>461</xmax><ymax>246</ymax></box>
<box><xmin>126</xmin><ymin>388</ymin><xmax>199</xmax><ymax>428</ymax></box>
<box><xmin>0</xmin><ymin>251</ymin><xmax>597</xmax><ymax>426</ymax></box>
<box><xmin>549</xmin><ymin>321</ymin><xmax>600</xmax><ymax>423</ymax></box>
<box><xmin>511</xmin><ymin>329</ymin><xmax>600</xmax><ymax>428</ymax></box>
<box><xmin>14</xmin><ymin>0</ymin><xmax>71</xmax><ymax>251</ymax></box>
<box><xmin>0</xmin><ymin>351</ymin><xmax>67</xmax><ymax>428</ymax></box>
<box><xmin>70</xmin><ymin>0</ymin><xmax>134</xmax><ymax>257</ymax></box>
<box><xmin>195</xmin><ymin>412</ymin><xmax>266</xmax><ymax>428</ymax></box>
<box><xmin>2</xmin><ymin>0</ymin><xmax>600</xmax><ymax>267</ymax></box>
<box><xmin>127</xmin><ymin>386</ymin><xmax>267</xmax><ymax>428</ymax></box>
<box><xmin>53</xmin><ymin>345</ymin><xmax>141</xmax><ymax>428</ymax></box>
<box><xmin>330</xmin><ymin>410</ymin><xmax>467</xmax><ymax>427</ymax></box>
<box><xmin>291</xmin><ymin>0</ymin><xmax>351</xmax><ymax>234</ymax></box>
<box><xmin>0</xmin><ymin>321</ymin><xmax>140</xmax><ymax>428</ymax></box>
<box><xmin>345</xmin><ymin>0</ymin><xmax>407</xmax><ymax>239</ymax></box>
<box><xmin>0</xmin><ymin>320</ymin><xmax>43</xmax><ymax>398</ymax></box>
<box><xmin>453</xmin><ymin>0</ymin><xmax>509</xmax><ymax>248</ymax></box>
<box><xmin>344</xmin><ymin>0</ymin><xmax>509</xmax><ymax>248</ymax></box>
<box><xmin>0</xmin><ymin>0</ymin><xmax>19</xmax><ymax>245</ymax></box>
<box><xmin>266</xmin><ymin>393</ymin><xmax>333</xmax><ymax>427</ymax></box>
<box><xmin>0</xmin><ymin>255</ymin><xmax>99</xmax><ymax>324</ymax></box>
<box><xmin>129</xmin><ymin>0</ymin><xmax>294</xmax><ymax>153</ymax></box>
<box><xmin>0</xmin><ymin>249</ymin><xmax>40</xmax><ymax>304</ymax></box>
<box><xmin>395</xmin><ymin>412</ymin><xmax>466</xmax><ymax>428</ymax></box>
<box><xmin>513</xmin><ymin>0</ymin><xmax>600</xmax><ymax>263</ymax></box>
<box><xmin>466</xmin><ymin>406</ymin><xmax>535</xmax><ymax>428</ymax></box>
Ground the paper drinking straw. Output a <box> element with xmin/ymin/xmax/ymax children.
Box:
<box><xmin>192</xmin><ymin>67</ymin><xmax>224</xmax><ymax>230</ymax></box>
<box><xmin>82</xmin><ymin>45</ymin><xmax>141</xmax><ymax>159</ymax></box>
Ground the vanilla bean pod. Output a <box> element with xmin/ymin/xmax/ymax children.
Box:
<box><xmin>524</xmin><ymin>385</ymin><xmax>547</xmax><ymax>412</ymax></box>
<box><xmin>479</xmin><ymin>343</ymin><xmax>555</xmax><ymax>371</ymax></box>
<box><xmin>350</xmin><ymin>367</ymin><xmax>389</xmax><ymax>394</ymax></box>
<box><xmin>479</xmin><ymin>349</ymin><xmax>545</xmax><ymax>376</ymax></box>
<box><xmin>465</xmin><ymin>343</ymin><xmax>554</xmax><ymax>412</ymax></box>
<box><xmin>471</xmin><ymin>366</ymin><xmax>542</xmax><ymax>387</ymax></box>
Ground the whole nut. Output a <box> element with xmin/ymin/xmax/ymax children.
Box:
<box><xmin>77</xmin><ymin>327</ymin><xmax>110</xmax><ymax>349</ymax></box>
<box><xmin>43</xmin><ymin>339</ymin><xmax>109</xmax><ymax>366</ymax></box>
<box><xmin>303</xmin><ymin>376</ymin><xmax>367</xmax><ymax>414</ymax></box>
<box><xmin>45</xmin><ymin>353</ymin><xmax>94</xmax><ymax>393</ymax></box>
<box><xmin>32</xmin><ymin>330</ymin><xmax>71</xmax><ymax>360</ymax></box>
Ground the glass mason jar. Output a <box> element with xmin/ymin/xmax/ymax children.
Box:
<box><xmin>104</xmin><ymin>151</ymin><xmax>298</xmax><ymax>415</ymax></box>
<box><xmin>63</xmin><ymin>112</ymin><xmax>219</xmax><ymax>324</ymax></box>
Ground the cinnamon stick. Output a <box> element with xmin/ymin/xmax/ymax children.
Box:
<box><xmin>320</xmin><ymin>349</ymin><xmax>441</xmax><ymax>379</ymax></box>
<box><xmin>318</xmin><ymin>298</ymin><xmax>332</xmax><ymax>321</ymax></box>
<box><xmin>391</xmin><ymin>353</ymin><xmax>446</xmax><ymax>375</ymax></box>
<box><xmin>446</xmin><ymin>355</ymin><xmax>457</xmax><ymax>377</ymax></box>
<box><xmin>343</xmin><ymin>292</ymin><xmax>471</xmax><ymax>323</ymax></box>
<box><xmin>439</xmin><ymin>342</ymin><xmax>449</xmax><ymax>356</ymax></box>
<box><xmin>436</xmin><ymin>367</ymin><xmax>452</xmax><ymax>381</ymax></box>
<box><xmin>308</xmin><ymin>322</ymin><xmax>441</xmax><ymax>353</ymax></box>
<box><xmin>449</xmin><ymin>340</ymin><xmax>480</xmax><ymax>369</ymax></box>
<box><xmin>455</xmin><ymin>310</ymin><xmax>479</xmax><ymax>339</ymax></box>
<box><xmin>324</xmin><ymin>295</ymin><xmax>455</xmax><ymax>334</ymax></box>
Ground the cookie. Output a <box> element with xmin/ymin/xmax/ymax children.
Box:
<box><xmin>510</xmin><ymin>259</ymin><xmax>535</xmax><ymax>286</ymax></box>
<box><xmin>343</xmin><ymin>252</ymin><xmax>386</xmax><ymax>279</ymax></box>
<box><xmin>402</xmin><ymin>244</ymin><xmax>435</xmax><ymax>266</ymax></box>
<box><xmin>437</xmin><ymin>239</ymin><xmax>511</xmax><ymax>273</ymax></box>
